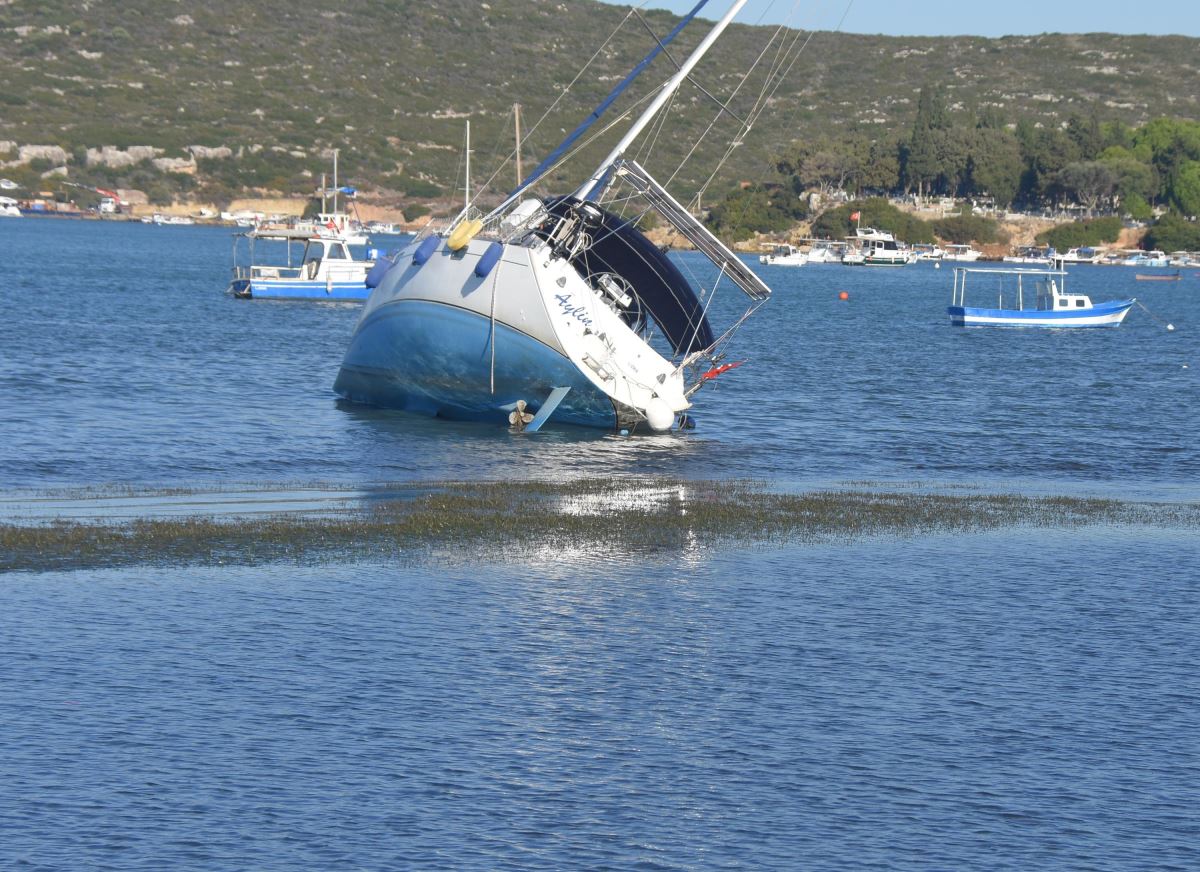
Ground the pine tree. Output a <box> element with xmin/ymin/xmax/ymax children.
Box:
<box><xmin>904</xmin><ymin>85</ymin><xmax>950</xmax><ymax>198</ymax></box>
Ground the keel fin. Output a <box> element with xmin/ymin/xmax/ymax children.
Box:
<box><xmin>525</xmin><ymin>387</ymin><xmax>572</xmax><ymax>433</ymax></box>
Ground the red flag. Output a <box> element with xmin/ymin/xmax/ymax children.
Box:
<box><xmin>850</xmin><ymin>211</ymin><xmax>861</xmax><ymax>221</ymax></box>
<box><xmin>701</xmin><ymin>361</ymin><xmax>745</xmax><ymax>381</ymax></box>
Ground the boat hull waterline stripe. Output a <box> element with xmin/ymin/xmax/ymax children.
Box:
<box><xmin>948</xmin><ymin>301</ymin><xmax>1134</xmax><ymax>328</ymax></box>
<box><xmin>336</xmin><ymin>299</ymin><xmax>619</xmax><ymax>428</ymax></box>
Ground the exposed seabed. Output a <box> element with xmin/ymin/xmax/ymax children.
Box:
<box><xmin>3</xmin><ymin>478</ymin><xmax>1197</xmax><ymax>573</ymax></box>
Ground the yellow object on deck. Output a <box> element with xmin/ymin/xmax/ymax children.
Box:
<box><xmin>447</xmin><ymin>218</ymin><xmax>483</xmax><ymax>251</ymax></box>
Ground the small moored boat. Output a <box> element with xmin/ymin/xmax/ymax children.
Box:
<box><xmin>942</xmin><ymin>243</ymin><xmax>983</xmax><ymax>262</ymax></box>
<box><xmin>758</xmin><ymin>244</ymin><xmax>807</xmax><ymax>266</ymax></box>
<box><xmin>1135</xmin><ymin>271</ymin><xmax>1182</xmax><ymax>281</ymax></box>
<box><xmin>1002</xmin><ymin>246</ymin><xmax>1053</xmax><ymax>265</ymax></box>
<box><xmin>227</xmin><ymin>228</ymin><xmax>377</xmax><ymax>301</ymax></box>
<box><xmin>842</xmin><ymin>227</ymin><xmax>916</xmax><ymax>266</ymax></box>
<box><xmin>948</xmin><ymin>266</ymin><xmax>1133</xmax><ymax>328</ymax></box>
<box><xmin>803</xmin><ymin>239</ymin><xmax>849</xmax><ymax>264</ymax></box>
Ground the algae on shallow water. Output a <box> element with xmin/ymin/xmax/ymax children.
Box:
<box><xmin>1</xmin><ymin>478</ymin><xmax>1197</xmax><ymax>573</ymax></box>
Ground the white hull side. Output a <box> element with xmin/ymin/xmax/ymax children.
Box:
<box><xmin>950</xmin><ymin>308</ymin><xmax>1132</xmax><ymax>328</ymax></box>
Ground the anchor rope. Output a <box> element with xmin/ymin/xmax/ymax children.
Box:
<box><xmin>1135</xmin><ymin>299</ymin><xmax>1175</xmax><ymax>330</ymax></box>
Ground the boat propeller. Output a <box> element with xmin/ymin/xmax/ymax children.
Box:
<box><xmin>508</xmin><ymin>400</ymin><xmax>535</xmax><ymax>430</ymax></box>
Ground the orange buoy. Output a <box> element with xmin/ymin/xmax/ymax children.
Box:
<box><xmin>838</xmin><ymin>291</ymin><xmax>849</xmax><ymax>301</ymax></box>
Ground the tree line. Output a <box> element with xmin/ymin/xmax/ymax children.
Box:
<box><xmin>773</xmin><ymin>88</ymin><xmax>1200</xmax><ymax>218</ymax></box>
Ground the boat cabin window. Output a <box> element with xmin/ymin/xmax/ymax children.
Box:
<box><xmin>327</xmin><ymin>244</ymin><xmax>349</xmax><ymax>260</ymax></box>
<box><xmin>1076</xmin><ymin>299</ymin><xmax>1086</xmax><ymax>307</ymax></box>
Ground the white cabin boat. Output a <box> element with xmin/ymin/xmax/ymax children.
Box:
<box><xmin>758</xmin><ymin>244</ymin><xmax>807</xmax><ymax>266</ymax></box>
<box><xmin>227</xmin><ymin>228</ymin><xmax>377</xmax><ymax>301</ymax></box>
<box><xmin>843</xmin><ymin>227</ymin><xmax>916</xmax><ymax>266</ymax></box>
<box><xmin>942</xmin><ymin>243</ymin><xmax>983</xmax><ymax>262</ymax></box>
<box><xmin>1120</xmin><ymin>250</ymin><xmax>1170</xmax><ymax>268</ymax></box>
<box><xmin>948</xmin><ymin>266</ymin><xmax>1133</xmax><ymax>328</ymax></box>
<box><xmin>366</xmin><ymin>220</ymin><xmax>403</xmax><ymax>236</ymax></box>
<box><xmin>149</xmin><ymin>214</ymin><xmax>195</xmax><ymax>226</ymax></box>
<box><xmin>1002</xmin><ymin>246</ymin><xmax>1053</xmax><ymax>265</ymax></box>
<box><xmin>1059</xmin><ymin>246</ymin><xmax>1104</xmax><ymax>264</ymax></box>
<box><xmin>0</xmin><ymin>196</ymin><xmax>20</xmax><ymax>218</ymax></box>
<box><xmin>803</xmin><ymin>239</ymin><xmax>848</xmax><ymax>264</ymax></box>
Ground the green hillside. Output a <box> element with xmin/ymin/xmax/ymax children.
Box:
<box><xmin>3</xmin><ymin>0</ymin><xmax>1199</xmax><ymax>209</ymax></box>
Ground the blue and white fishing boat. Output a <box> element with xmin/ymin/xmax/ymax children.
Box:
<box><xmin>227</xmin><ymin>227</ymin><xmax>377</xmax><ymax>301</ymax></box>
<box><xmin>335</xmin><ymin>1</ymin><xmax>776</xmax><ymax>432</ymax></box>
<box><xmin>227</xmin><ymin>149</ymin><xmax>377</xmax><ymax>300</ymax></box>
<box><xmin>948</xmin><ymin>266</ymin><xmax>1134</xmax><ymax>328</ymax></box>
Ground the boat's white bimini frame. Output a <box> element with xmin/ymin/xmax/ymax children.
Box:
<box><xmin>335</xmin><ymin>0</ymin><xmax>773</xmax><ymax>431</ymax></box>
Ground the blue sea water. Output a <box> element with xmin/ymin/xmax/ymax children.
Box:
<box><xmin>2</xmin><ymin>218</ymin><xmax>1198</xmax><ymax>870</ymax></box>
<box><xmin>0</xmin><ymin>219</ymin><xmax>1197</xmax><ymax>494</ymax></box>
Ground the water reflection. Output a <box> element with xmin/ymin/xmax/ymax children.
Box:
<box><xmin>335</xmin><ymin>398</ymin><xmax>720</xmax><ymax>483</ymax></box>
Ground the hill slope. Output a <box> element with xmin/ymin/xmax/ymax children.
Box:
<box><xmin>3</xmin><ymin>0</ymin><xmax>1199</xmax><ymax>206</ymax></box>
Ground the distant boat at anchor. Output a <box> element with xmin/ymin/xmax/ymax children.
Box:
<box><xmin>842</xmin><ymin>227</ymin><xmax>917</xmax><ymax>266</ymax></box>
<box><xmin>758</xmin><ymin>244</ymin><xmax>807</xmax><ymax>266</ymax></box>
<box><xmin>227</xmin><ymin>226</ymin><xmax>377</xmax><ymax>301</ymax></box>
<box><xmin>226</xmin><ymin>149</ymin><xmax>377</xmax><ymax>301</ymax></box>
<box><xmin>948</xmin><ymin>265</ymin><xmax>1134</xmax><ymax>328</ymax></box>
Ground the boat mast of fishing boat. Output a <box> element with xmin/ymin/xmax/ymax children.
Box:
<box><xmin>332</xmin><ymin>148</ymin><xmax>339</xmax><ymax>214</ymax></box>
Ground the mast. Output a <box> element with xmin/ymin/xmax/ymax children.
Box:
<box><xmin>320</xmin><ymin>173</ymin><xmax>327</xmax><ymax>214</ymax></box>
<box><xmin>333</xmin><ymin>148</ymin><xmax>339</xmax><ymax>214</ymax></box>
<box><xmin>513</xmin><ymin>103</ymin><xmax>523</xmax><ymax>188</ymax></box>
<box><xmin>487</xmin><ymin>0</ymin><xmax>711</xmax><ymax>217</ymax></box>
<box><xmin>465</xmin><ymin>120</ymin><xmax>471</xmax><ymax>211</ymax></box>
<box><xmin>574</xmin><ymin>0</ymin><xmax>748</xmax><ymax>202</ymax></box>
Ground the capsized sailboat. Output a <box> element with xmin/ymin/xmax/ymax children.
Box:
<box><xmin>335</xmin><ymin>1</ymin><xmax>772</xmax><ymax>432</ymax></box>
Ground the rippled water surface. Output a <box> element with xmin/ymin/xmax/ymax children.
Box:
<box><xmin>2</xmin><ymin>219</ymin><xmax>1198</xmax><ymax>869</ymax></box>
<box><xmin>2</xmin><ymin>219</ymin><xmax>1196</xmax><ymax>495</ymax></box>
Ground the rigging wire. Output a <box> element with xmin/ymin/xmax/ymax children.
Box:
<box><xmin>676</xmin><ymin>1</ymin><xmax>816</xmax><ymax>202</ymax></box>
<box><xmin>692</xmin><ymin>0</ymin><xmax>856</xmax><ymax>206</ymax></box>
<box><xmin>472</xmin><ymin>8</ymin><xmax>638</xmax><ymax>203</ymax></box>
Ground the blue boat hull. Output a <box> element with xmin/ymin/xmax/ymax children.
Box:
<box><xmin>334</xmin><ymin>299</ymin><xmax>618</xmax><ymax>428</ymax></box>
<box><xmin>231</xmin><ymin>278</ymin><xmax>369</xmax><ymax>301</ymax></box>
<box><xmin>948</xmin><ymin>299</ymin><xmax>1134</xmax><ymax>328</ymax></box>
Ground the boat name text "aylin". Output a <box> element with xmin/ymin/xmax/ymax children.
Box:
<box><xmin>555</xmin><ymin>293</ymin><xmax>594</xmax><ymax>328</ymax></box>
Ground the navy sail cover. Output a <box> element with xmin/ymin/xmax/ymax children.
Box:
<box><xmin>544</xmin><ymin>198</ymin><xmax>714</xmax><ymax>357</ymax></box>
